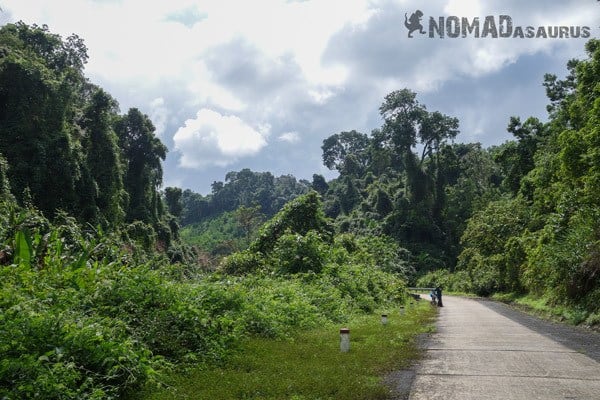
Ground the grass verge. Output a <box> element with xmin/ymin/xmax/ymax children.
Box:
<box><xmin>127</xmin><ymin>301</ymin><xmax>436</xmax><ymax>400</ymax></box>
<box><xmin>491</xmin><ymin>293</ymin><xmax>600</xmax><ymax>328</ymax></box>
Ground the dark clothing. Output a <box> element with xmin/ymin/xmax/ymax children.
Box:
<box><xmin>435</xmin><ymin>287</ymin><xmax>443</xmax><ymax>307</ymax></box>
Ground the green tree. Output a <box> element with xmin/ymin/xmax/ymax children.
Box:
<box><xmin>81</xmin><ymin>87</ymin><xmax>125</xmax><ymax>224</ymax></box>
<box><xmin>115</xmin><ymin>108</ymin><xmax>167</xmax><ymax>223</ymax></box>
<box><xmin>0</xmin><ymin>23</ymin><xmax>86</xmax><ymax>216</ymax></box>
<box><xmin>235</xmin><ymin>204</ymin><xmax>264</xmax><ymax>243</ymax></box>
<box><xmin>457</xmin><ymin>197</ymin><xmax>530</xmax><ymax>294</ymax></box>
<box><xmin>164</xmin><ymin>187</ymin><xmax>183</xmax><ymax>217</ymax></box>
<box><xmin>494</xmin><ymin>117</ymin><xmax>547</xmax><ymax>195</ymax></box>
<box><xmin>250</xmin><ymin>191</ymin><xmax>333</xmax><ymax>254</ymax></box>
<box><xmin>321</xmin><ymin>130</ymin><xmax>370</xmax><ymax>175</ymax></box>
<box><xmin>0</xmin><ymin>153</ymin><xmax>11</xmax><ymax>198</ymax></box>
<box><xmin>311</xmin><ymin>174</ymin><xmax>329</xmax><ymax>195</ymax></box>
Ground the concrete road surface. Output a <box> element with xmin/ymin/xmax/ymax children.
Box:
<box><xmin>409</xmin><ymin>296</ymin><xmax>600</xmax><ymax>400</ymax></box>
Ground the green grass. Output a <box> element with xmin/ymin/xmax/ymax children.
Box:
<box><xmin>127</xmin><ymin>302</ymin><xmax>436</xmax><ymax>400</ymax></box>
<box><xmin>491</xmin><ymin>293</ymin><xmax>599</xmax><ymax>327</ymax></box>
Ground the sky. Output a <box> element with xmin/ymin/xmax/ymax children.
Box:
<box><xmin>1</xmin><ymin>0</ymin><xmax>599</xmax><ymax>193</ymax></box>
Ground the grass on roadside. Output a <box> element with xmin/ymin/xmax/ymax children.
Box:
<box><xmin>491</xmin><ymin>292</ymin><xmax>600</xmax><ymax>327</ymax></box>
<box><xmin>128</xmin><ymin>301</ymin><xmax>436</xmax><ymax>400</ymax></box>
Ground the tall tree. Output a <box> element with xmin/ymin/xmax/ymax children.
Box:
<box><xmin>115</xmin><ymin>108</ymin><xmax>167</xmax><ymax>223</ymax></box>
<box><xmin>311</xmin><ymin>174</ymin><xmax>329</xmax><ymax>195</ymax></box>
<box><xmin>321</xmin><ymin>130</ymin><xmax>370</xmax><ymax>175</ymax></box>
<box><xmin>494</xmin><ymin>116</ymin><xmax>547</xmax><ymax>195</ymax></box>
<box><xmin>81</xmin><ymin>87</ymin><xmax>125</xmax><ymax>224</ymax></box>
<box><xmin>164</xmin><ymin>187</ymin><xmax>183</xmax><ymax>218</ymax></box>
<box><xmin>0</xmin><ymin>23</ymin><xmax>86</xmax><ymax>216</ymax></box>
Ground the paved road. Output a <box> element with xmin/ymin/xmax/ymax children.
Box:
<box><xmin>409</xmin><ymin>296</ymin><xmax>600</xmax><ymax>400</ymax></box>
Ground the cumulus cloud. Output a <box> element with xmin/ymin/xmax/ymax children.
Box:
<box><xmin>173</xmin><ymin>108</ymin><xmax>268</xmax><ymax>168</ymax></box>
<box><xmin>3</xmin><ymin>0</ymin><xmax>599</xmax><ymax>192</ymax></box>
<box><xmin>278</xmin><ymin>131</ymin><xmax>300</xmax><ymax>143</ymax></box>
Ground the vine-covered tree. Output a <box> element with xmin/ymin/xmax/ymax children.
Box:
<box><xmin>80</xmin><ymin>87</ymin><xmax>125</xmax><ymax>224</ymax></box>
<box><xmin>164</xmin><ymin>187</ymin><xmax>183</xmax><ymax>218</ymax></box>
<box><xmin>0</xmin><ymin>22</ymin><xmax>87</xmax><ymax>216</ymax></box>
<box><xmin>115</xmin><ymin>108</ymin><xmax>167</xmax><ymax>223</ymax></box>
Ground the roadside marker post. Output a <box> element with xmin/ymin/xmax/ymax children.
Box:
<box><xmin>340</xmin><ymin>328</ymin><xmax>350</xmax><ymax>352</ymax></box>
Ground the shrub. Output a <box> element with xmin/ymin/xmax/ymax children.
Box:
<box><xmin>0</xmin><ymin>198</ymin><xmax>411</xmax><ymax>398</ymax></box>
<box><xmin>271</xmin><ymin>230</ymin><xmax>327</xmax><ymax>274</ymax></box>
<box><xmin>0</xmin><ymin>301</ymin><xmax>154</xmax><ymax>399</ymax></box>
<box><xmin>219</xmin><ymin>250</ymin><xmax>264</xmax><ymax>275</ymax></box>
<box><xmin>250</xmin><ymin>191</ymin><xmax>333</xmax><ymax>254</ymax></box>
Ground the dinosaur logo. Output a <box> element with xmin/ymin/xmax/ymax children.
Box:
<box><xmin>404</xmin><ymin>10</ymin><xmax>426</xmax><ymax>38</ymax></box>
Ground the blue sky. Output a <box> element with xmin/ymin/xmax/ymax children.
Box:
<box><xmin>1</xmin><ymin>0</ymin><xmax>598</xmax><ymax>193</ymax></box>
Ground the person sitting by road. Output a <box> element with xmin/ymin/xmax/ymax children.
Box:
<box><xmin>430</xmin><ymin>289</ymin><xmax>437</xmax><ymax>306</ymax></box>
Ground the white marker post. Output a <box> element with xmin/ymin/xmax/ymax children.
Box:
<box><xmin>399</xmin><ymin>305</ymin><xmax>406</xmax><ymax>315</ymax></box>
<box><xmin>381</xmin><ymin>314</ymin><xmax>388</xmax><ymax>325</ymax></box>
<box><xmin>340</xmin><ymin>328</ymin><xmax>350</xmax><ymax>352</ymax></box>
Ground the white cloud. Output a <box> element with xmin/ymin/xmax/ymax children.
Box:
<box><xmin>173</xmin><ymin>108</ymin><xmax>267</xmax><ymax>168</ymax></box>
<box><xmin>278</xmin><ymin>131</ymin><xmax>300</xmax><ymax>143</ymax></box>
<box><xmin>3</xmin><ymin>0</ymin><xmax>599</xmax><ymax>192</ymax></box>
<box><xmin>149</xmin><ymin>97</ymin><xmax>168</xmax><ymax>136</ymax></box>
<box><xmin>444</xmin><ymin>0</ymin><xmax>482</xmax><ymax>17</ymax></box>
<box><xmin>308</xmin><ymin>88</ymin><xmax>336</xmax><ymax>104</ymax></box>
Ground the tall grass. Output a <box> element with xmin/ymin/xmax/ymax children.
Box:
<box><xmin>129</xmin><ymin>302</ymin><xmax>436</xmax><ymax>400</ymax></box>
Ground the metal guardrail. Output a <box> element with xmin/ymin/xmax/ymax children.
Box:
<box><xmin>407</xmin><ymin>287</ymin><xmax>436</xmax><ymax>292</ymax></box>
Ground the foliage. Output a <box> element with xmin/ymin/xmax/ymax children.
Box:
<box><xmin>0</xmin><ymin>22</ymin><xmax>168</xmax><ymax>234</ymax></box>
<box><xmin>220</xmin><ymin>250</ymin><xmax>265</xmax><ymax>275</ymax></box>
<box><xmin>0</xmin><ymin>153</ymin><xmax>11</xmax><ymax>198</ymax></box>
<box><xmin>271</xmin><ymin>230</ymin><xmax>328</xmax><ymax>274</ymax></box>
<box><xmin>0</xmin><ymin>22</ymin><xmax>83</xmax><ymax>216</ymax></box>
<box><xmin>163</xmin><ymin>187</ymin><xmax>183</xmax><ymax>218</ymax></box>
<box><xmin>180</xmin><ymin>210</ymin><xmax>246</xmax><ymax>264</ymax></box>
<box><xmin>415</xmin><ymin>269</ymin><xmax>473</xmax><ymax>295</ymax></box>
<box><xmin>451</xmin><ymin>39</ymin><xmax>600</xmax><ymax>313</ymax></box>
<box><xmin>115</xmin><ymin>108</ymin><xmax>167</xmax><ymax>224</ymax></box>
<box><xmin>180</xmin><ymin>169</ymin><xmax>310</xmax><ymax>226</ymax></box>
<box><xmin>80</xmin><ymin>87</ymin><xmax>125</xmax><ymax>225</ymax></box>
<box><xmin>129</xmin><ymin>303</ymin><xmax>436</xmax><ymax>400</ymax></box>
<box><xmin>319</xmin><ymin>92</ymin><xmax>491</xmax><ymax>273</ymax></box>
<box><xmin>0</xmin><ymin>195</ymin><xmax>410</xmax><ymax>398</ymax></box>
<box><xmin>321</xmin><ymin>130</ymin><xmax>370</xmax><ymax>174</ymax></box>
<box><xmin>250</xmin><ymin>191</ymin><xmax>333</xmax><ymax>255</ymax></box>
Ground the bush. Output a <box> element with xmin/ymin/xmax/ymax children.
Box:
<box><xmin>0</xmin><ymin>198</ymin><xmax>411</xmax><ymax>398</ymax></box>
<box><xmin>250</xmin><ymin>191</ymin><xmax>333</xmax><ymax>254</ymax></box>
<box><xmin>271</xmin><ymin>230</ymin><xmax>327</xmax><ymax>274</ymax></box>
<box><xmin>416</xmin><ymin>269</ymin><xmax>472</xmax><ymax>293</ymax></box>
<box><xmin>220</xmin><ymin>250</ymin><xmax>264</xmax><ymax>275</ymax></box>
<box><xmin>0</xmin><ymin>289</ymin><xmax>154</xmax><ymax>399</ymax></box>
